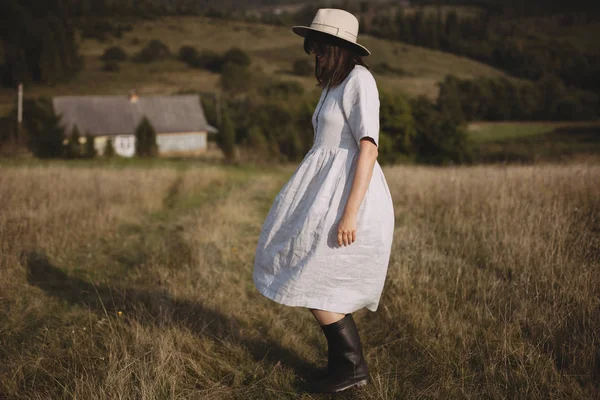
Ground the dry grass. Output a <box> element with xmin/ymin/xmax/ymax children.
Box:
<box><xmin>1</xmin><ymin>161</ymin><xmax>599</xmax><ymax>399</ymax></box>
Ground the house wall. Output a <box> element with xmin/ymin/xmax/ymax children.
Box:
<box><xmin>94</xmin><ymin>135</ymin><xmax>136</xmax><ymax>158</ymax></box>
<box><xmin>114</xmin><ymin>135</ymin><xmax>135</xmax><ymax>157</ymax></box>
<box><xmin>156</xmin><ymin>132</ymin><xmax>207</xmax><ymax>156</ymax></box>
<box><xmin>94</xmin><ymin>136</ymin><xmax>108</xmax><ymax>155</ymax></box>
<box><xmin>92</xmin><ymin>132</ymin><xmax>207</xmax><ymax>157</ymax></box>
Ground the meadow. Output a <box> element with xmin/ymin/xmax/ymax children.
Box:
<box><xmin>468</xmin><ymin>122</ymin><xmax>600</xmax><ymax>163</ymax></box>
<box><xmin>1</xmin><ymin>159</ymin><xmax>598</xmax><ymax>399</ymax></box>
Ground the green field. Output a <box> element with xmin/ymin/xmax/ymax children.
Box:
<box><xmin>0</xmin><ymin>16</ymin><xmax>510</xmax><ymax>118</ymax></box>
<box><xmin>468</xmin><ymin>122</ymin><xmax>600</xmax><ymax>163</ymax></box>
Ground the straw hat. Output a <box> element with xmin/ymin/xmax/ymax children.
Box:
<box><xmin>292</xmin><ymin>8</ymin><xmax>370</xmax><ymax>56</ymax></box>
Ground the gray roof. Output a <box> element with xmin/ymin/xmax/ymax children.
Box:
<box><xmin>52</xmin><ymin>94</ymin><xmax>218</xmax><ymax>136</ymax></box>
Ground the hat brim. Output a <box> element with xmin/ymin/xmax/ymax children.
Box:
<box><xmin>292</xmin><ymin>26</ymin><xmax>371</xmax><ymax>56</ymax></box>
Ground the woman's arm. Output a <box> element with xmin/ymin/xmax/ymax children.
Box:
<box><xmin>337</xmin><ymin>138</ymin><xmax>378</xmax><ymax>247</ymax></box>
<box><xmin>338</xmin><ymin>68</ymin><xmax>380</xmax><ymax>247</ymax></box>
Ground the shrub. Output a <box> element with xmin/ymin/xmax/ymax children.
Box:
<box><xmin>135</xmin><ymin>116</ymin><xmax>158</xmax><ymax>156</ymax></box>
<box><xmin>222</xmin><ymin>47</ymin><xmax>251</xmax><ymax>68</ymax></box>
<box><xmin>178</xmin><ymin>45</ymin><xmax>199</xmax><ymax>66</ymax></box>
<box><xmin>0</xmin><ymin>109</ymin><xmax>18</xmax><ymax>145</ymax></box>
<box><xmin>197</xmin><ymin>50</ymin><xmax>224</xmax><ymax>72</ymax></box>
<box><xmin>200</xmin><ymin>95</ymin><xmax>218</xmax><ymax>128</ymax></box>
<box><xmin>102</xmin><ymin>60</ymin><xmax>120</xmax><ymax>72</ymax></box>
<box><xmin>220</xmin><ymin>64</ymin><xmax>253</xmax><ymax>93</ymax></box>
<box><xmin>104</xmin><ymin>138</ymin><xmax>115</xmax><ymax>157</ymax></box>
<box><xmin>81</xmin><ymin>21</ymin><xmax>114</xmax><ymax>42</ymax></box>
<box><xmin>133</xmin><ymin>40</ymin><xmax>171</xmax><ymax>63</ymax></box>
<box><xmin>65</xmin><ymin>125</ymin><xmax>82</xmax><ymax>159</ymax></box>
<box><xmin>243</xmin><ymin>125</ymin><xmax>270</xmax><ymax>163</ymax></box>
<box><xmin>379</xmin><ymin>91</ymin><xmax>416</xmax><ymax>163</ymax></box>
<box><xmin>218</xmin><ymin>106</ymin><xmax>236</xmax><ymax>162</ymax></box>
<box><xmin>411</xmin><ymin>96</ymin><xmax>472</xmax><ymax>165</ymax></box>
<box><xmin>101</xmin><ymin>46</ymin><xmax>128</xmax><ymax>62</ymax></box>
<box><xmin>292</xmin><ymin>58</ymin><xmax>313</xmax><ymax>76</ymax></box>
<box><xmin>259</xmin><ymin>80</ymin><xmax>305</xmax><ymax>99</ymax></box>
<box><xmin>84</xmin><ymin>133</ymin><xmax>96</xmax><ymax>158</ymax></box>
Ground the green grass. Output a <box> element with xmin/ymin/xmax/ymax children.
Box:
<box><xmin>0</xmin><ymin>16</ymin><xmax>511</xmax><ymax>117</ymax></box>
<box><xmin>468</xmin><ymin>122</ymin><xmax>600</xmax><ymax>163</ymax></box>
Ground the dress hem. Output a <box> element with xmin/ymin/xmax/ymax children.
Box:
<box><xmin>254</xmin><ymin>279</ymin><xmax>378</xmax><ymax>314</ymax></box>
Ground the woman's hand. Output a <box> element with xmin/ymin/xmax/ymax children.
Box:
<box><xmin>337</xmin><ymin>211</ymin><xmax>357</xmax><ymax>247</ymax></box>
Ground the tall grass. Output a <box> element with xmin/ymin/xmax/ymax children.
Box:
<box><xmin>0</xmin><ymin>162</ymin><xmax>598</xmax><ymax>399</ymax></box>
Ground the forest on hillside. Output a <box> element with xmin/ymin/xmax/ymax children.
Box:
<box><xmin>0</xmin><ymin>0</ymin><xmax>598</xmax><ymax>164</ymax></box>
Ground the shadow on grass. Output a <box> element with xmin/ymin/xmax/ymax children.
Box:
<box><xmin>23</xmin><ymin>249</ymin><xmax>321</xmax><ymax>393</ymax></box>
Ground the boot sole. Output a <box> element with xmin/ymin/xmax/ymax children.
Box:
<box><xmin>333</xmin><ymin>378</ymin><xmax>368</xmax><ymax>392</ymax></box>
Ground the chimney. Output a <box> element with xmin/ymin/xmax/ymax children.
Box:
<box><xmin>128</xmin><ymin>89</ymin><xmax>139</xmax><ymax>103</ymax></box>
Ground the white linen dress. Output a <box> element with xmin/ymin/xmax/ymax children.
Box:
<box><xmin>252</xmin><ymin>65</ymin><xmax>395</xmax><ymax>314</ymax></box>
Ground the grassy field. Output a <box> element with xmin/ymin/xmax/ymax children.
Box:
<box><xmin>0</xmin><ymin>16</ymin><xmax>510</xmax><ymax>118</ymax></box>
<box><xmin>1</xmin><ymin>159</ymin><xmax>599</xmax><ymax>398</ymax></box>
<box><xmin>468</xmin><ymin>122</ymin><xmax>600</xmax><ymax>163</ymax></box>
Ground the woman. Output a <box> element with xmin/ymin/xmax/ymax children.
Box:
<box><xmin>252</xmin><ymin>8</ymin><xmax>395</xmax><ymax>393</ymax></box>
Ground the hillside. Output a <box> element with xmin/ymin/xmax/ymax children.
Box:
<box><xmin>0</xmin><ymin>16</ymin><xmax>510</xmax><ymax>117</ymax></box>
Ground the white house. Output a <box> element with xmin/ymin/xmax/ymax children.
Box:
<box><xmin>52</xmin><ymin>93</ymin><xmax>218</xmax><ymax>157</ymax></box>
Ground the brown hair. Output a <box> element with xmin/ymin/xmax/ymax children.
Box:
<box><xmin>303</xmin><ymin>31</ymin><xmax>370</xmax><ymax>89</ymax></box>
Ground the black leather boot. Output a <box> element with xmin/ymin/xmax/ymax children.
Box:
<box><xmin>315</xmin><ymin>313</ymin><xmax>369</xmax><ymax>393</ymax></box>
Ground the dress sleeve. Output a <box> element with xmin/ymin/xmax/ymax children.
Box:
<box><xmin>342</xmin><ymin>69</ymin><xmax>380</xmax><ymax>147</ymax></box>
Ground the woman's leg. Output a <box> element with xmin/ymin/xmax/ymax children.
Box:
<box><xmin>309</xmin><ymin>308</ymin><xmax>345</xmax><ymax>325</ymax></box>
<box><xmin>308</xmin><ymin>309</ymin><xmax>369</xmax><ymax>393</ymax></box>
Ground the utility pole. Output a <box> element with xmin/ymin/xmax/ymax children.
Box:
<box><xmin>17</xmin><ymin>83</ymin><xmax>23</xmax><ymax>145</ymax></box>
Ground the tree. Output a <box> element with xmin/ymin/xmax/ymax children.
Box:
<box><xmin>133</xmin><ymin>40</ymin><xmax>171</xmax><ymax>63</ymax></box>
<box><xmin>536</xmin><ymin>74</ymin><xmax>566</xmax><ymax>120</ymax></box>
<box><xmin>0</xmin><ymin>109</ymin><xmax>18</xmax><ymax>145</ymax></box>
<box><xmin>411</xmin><ymin>96</ymin><xmax>472</xmax><ymax>165</ymax></box>
<box><xmin>1</xmin><ymin>1</ymin><xmax>83</xmax><ymax>87</ymax></box>
<box><xmin>411</xmin><ymin>10</ymin><xmax>427</xmax><ymax>47</ymax></box>
<box><xmin>135</xmin><ymin>116</ymin><xmax>158</xmax><ymax>156</ymax></box>
<box><xmin>245</xmin><ymin>125</ymin><xmax>269</xmax><ymax>163</ymax></box>
<box><xmin>84</xmin><ymin>133</ymin><xmax>96</xmax><ymax>158</ymax></box>
<box><xmin>379</xmin><ymin>91</ymin><xmax>416</xmax><ymax>163</ymax></box>
<box><xmin>101</xmin><ymin>46</ymin><xmax>128</xmax><ymax>62</ymax></box>
<box><xmin>66</xmin><ymin>124</ymin><xmax>82</xmax><ymax>158</ymax></box>
<box><xmin>220</xmin><ymin>64</ymin><xmax>253</xmax><ymax>93</ymax></box>
<box><xmin>104</xmin><ymin>138</ymin><xmax>115</xmax><ymax>157</ymax></box>
<box><xmin>259</xmin><ymin>80</ymin><xmax>305</xmax><ymax>100</ymax></box>
<box><xmin>102</xmin><ymin>60</ymin><xmax>120</xmax><ymax>72</ymax></box>
<box><xmin>443</xmin><ymin>10</ymin><xmax>460</xmax><ymax>51</ymax></box>
<box><xmin>395</xmin><ymin>8</ymin><xmax>412</xmax><ymax>44</ymax></box>
<box><xmin>178</xmin><ymin>45</ymin><xmax>199</xmax><ymax>67</ymax></box>
<box><xmin>437</xmin><ymin>75</ymin><xmax>466</xmax><ymax>123</ymax></box>
<box><xmin>218</xmin><ymin>105</ymin><xmax>236</xmax><ymax>162</ymax></box>
<box><xmin>22</xmin><ymin>97</ymin><xmax>65</xmax><ymax>158</ymax></box>
<box><xmin>222</xmin><ymin>47</ymin><xmax>251</xmax><ymax>68</ymax></box>
<box><xmin>197</xmin><ymin>50</ymin><xmax>224</xmax><ymax>72</ymax></box>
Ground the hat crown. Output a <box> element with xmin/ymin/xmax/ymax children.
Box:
<box><xmin>310</xmin><ymin>8</ymin><xmax>360</xmax><ymax>44</ymax></box>
<box><xmin>291</xmin><ymin>8</ymin><xmax>370</xmax><ymax>56</ymax></box>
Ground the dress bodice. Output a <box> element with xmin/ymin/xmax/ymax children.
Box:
<box><xmin>311</xmin><ymin>65</ymin><xmax>380</xmax><ymax>151</ymax></box>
